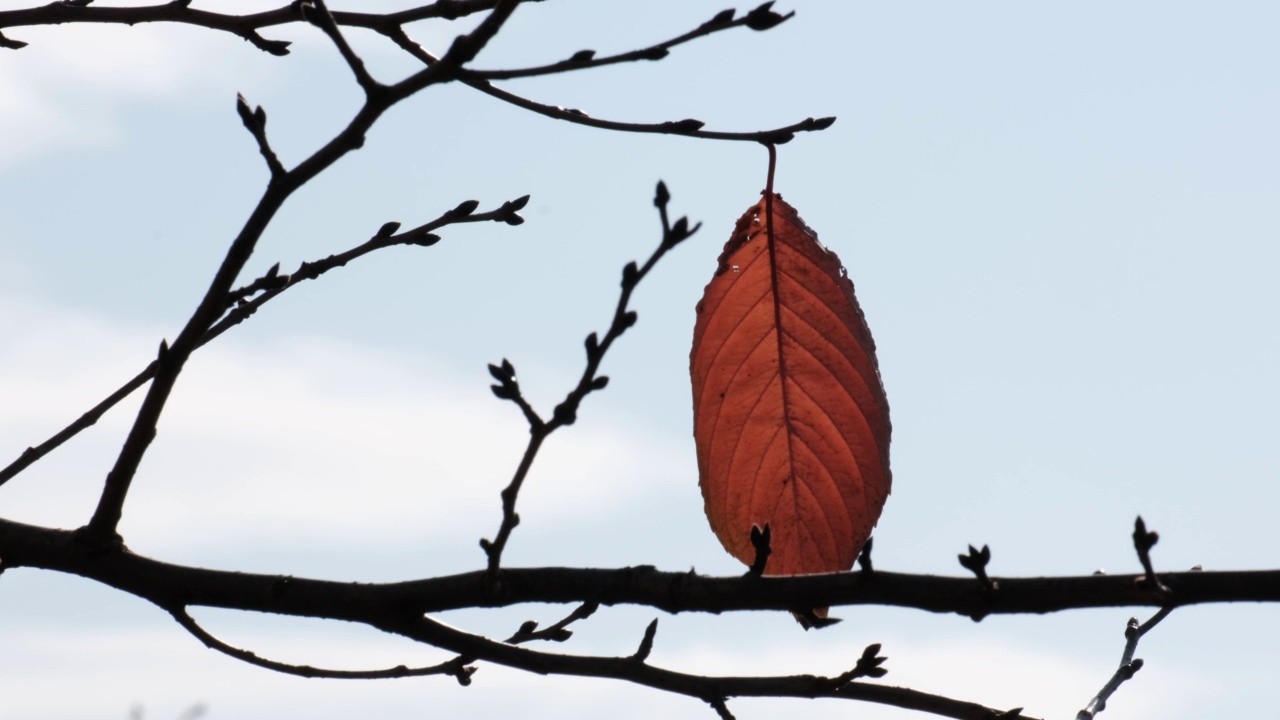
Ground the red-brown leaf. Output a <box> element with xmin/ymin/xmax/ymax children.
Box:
<box><xmin>690</xmin><ymin>193</ymin><xmax>891</xmax><ymax>576</ymax></box>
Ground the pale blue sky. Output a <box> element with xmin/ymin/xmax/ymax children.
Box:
<box><xmin>2</xmin><ymin>1</ymin><xmax>1278</xmax><ymax>718</ymax></box>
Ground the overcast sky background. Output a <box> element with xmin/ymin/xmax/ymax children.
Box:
<box><xmin>1</xmin><ymin>1</ymin><xmax>1278</xmax><ymax>718</ymax></box>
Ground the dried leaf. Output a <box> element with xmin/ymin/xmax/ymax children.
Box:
<box><xmin>690</xmin><ymin>193</ymin><xmax>891</xmax><ymax>578</ymax></box>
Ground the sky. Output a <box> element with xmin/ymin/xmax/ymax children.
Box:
<box><xmin>1</xmin><ymin>0</ymin><xmax>1278</xmax><ymax>718</ymax></box>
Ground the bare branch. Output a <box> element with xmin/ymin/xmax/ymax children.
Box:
<box><xmin>170</xmin><ymin>606</ymin><xmax>461</xmax><ymax>680</ymax></box>
<box><xmin>235</xmin><ymin>94</ymin><xmax>285</xmax><ymax>178</ymax></box>
<box><xmin>467</xmin><ymin>3</ymin><xmax>793</xmax><ymax>80</ymax></box>
<box><xmin>301</xmin><ymin>0</ymin><xmax>382</xmax><ymax>95</ymax></box>
<box><xmin>505</xmin><ymin>601</ymin><xmax>599</xmax><ymax>644</ymax></box>
<box><xmin>0</xmin><ymin>1</ymin><xmax>534</xmax><ymax>52</ymax></box>
<box><xmin>0</xmin><ymin>196</ymin><xmax>522</xmax><ymax>488</ymax></box>
<box><xmin>378</xmin><ymin>613</ymin><xmax>1040</xmax><ymax>720</ymax></box>
<box><xmin>382</xmin><ymin>26</ymin><xmax>835</xmax><ymax>145</ymax></box>
<box><xmin>480</xmin><ymin>183</ymin><xmax>699</xmax><ymax>575</ymax></box>
<box><xmin>1075</xmin><ymin>606</ymin><xmax>1174</xmax><ymax>719</ymax></box>
<box><xmin>5</xmin><ymin>518</ymin><xmax>1278</xmax><ymax>621</ymax></box>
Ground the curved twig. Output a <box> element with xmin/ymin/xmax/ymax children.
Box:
<box><xmin>384</xmin><ymin>26</ymin><xmax>834</xmax><ymax>144</ymax></box>
<box><xmin>170</xmin><ymin>605</ymin><xmax>467</xmax><ymax>680</ymax></box>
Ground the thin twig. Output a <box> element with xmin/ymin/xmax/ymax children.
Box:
<box><xmin>479</xmin><ymin>183</ymin><xmax>699</xmax><ymax>577</ymax></box>
<box><xmin>1075</xmin><ymin>606</ymin><xmax>1174</xmax><ymax>719</ymax></box>
<box><xmin>377</xmin><ymin>612</ymin><xmax>1041</xmax><ymax>720</ymax></box>
<box><xmin>466</xmin><ymin>3</ymin><xmax>792</xmax><ymax>80</ymax></box>
<box><xmin>170</xmin><ymin>606</ymin><xmax>464</xmax><ymax>680</ymax></box>
<box><xmin>0</xmin><ymin>1</ymin><xmax>533</xmax><ymax>52</ymax></box>
<box><xmin>234</xmin><ymin>94</ymin><xmax>285</xmax><ymax>178</ymax></box>
<box><xmin>72</xmin><ymin>0</ymin><xmax>522</xmax><ymax>544</ymax></box>
<box><xmin>302</xmin><ymin>0</ymin><xmax>383</xmax><ymax>95</ymax></box>
<box><xmin>0</xmin><ymin>197</ymin><xmax>523</xmax><ymax>489</ymax></box>
<box><xmin>383</xmin><ymin>27</ymin><xmax>836</xmax><ymax>145</ymax></box>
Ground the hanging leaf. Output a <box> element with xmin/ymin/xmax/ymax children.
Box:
<box><xmin>690</xmin><ymin>193</ymin><xmax>891</xmax><ymax>579</ymax></box>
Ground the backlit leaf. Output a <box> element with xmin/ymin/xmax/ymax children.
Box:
<box><xmin>690</xmin><ymin>193</ymin><xmax>891</xmax><ymax>577</ymax></box>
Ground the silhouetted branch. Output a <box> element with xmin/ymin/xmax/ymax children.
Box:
<box><xmin>1075</xmin><ymin>606</ymin><xmax>1174</xmax><ymax>719</ymax></box>
<box><xmin>0</xmin><ymin>0</ymin><xmax>531</xmax><ymax>52</ymax></box>
<box><xmin>235</xmin><ymin>94</ymin><xmax>285</xmax><ymax>178</ymax></box>
<box><xmin>481</xmin><ymin>183</ymin><xmax>699</xmax><ymax>575</ymax></box>
<box><xmin>302</xmin><ymin>0</ymin><xmax>382</xmax><ymax>95</ymax></box>
<box><xmin>170</xmin><ymin>606</ymin><xmax>461</xmax><ymax>680</ymax></box>
<box><xmin>377</xmin><ymin>612</ymin><xmax>1038</xmax><ymax>720</ymax></box>
<box><xmin>5</xmin><ymin>518</ymin><xmax>1278</xmax><ymax>620</ymax></box>
<box><xmin>26</xmin><ymin>1</ymin><xmax>523</xmax><ymax>545</ymax></box>
<box><xmin>505</xmin><ymin>601</ymin><xmax>599</xmax><ymax>644</ymax></box>
<box><xmin>467</xmin><ymin>3</ymin><xmax>792</xmax><ymax>80</ymax></box>
<box><xmin>382</xmin><ymin>26</ymin><xmax>836</xmax><ymax>144</ymax></box>
<box><xmin>0</xmin><ymin>195</ymin><xmax>525</xmax><ymax>489</ymax></box>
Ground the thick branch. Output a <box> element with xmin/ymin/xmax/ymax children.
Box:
<box><xmin>4</xmin><ymin>518</ymin><xmax>1277</xmax><ymax>620</ymax></box>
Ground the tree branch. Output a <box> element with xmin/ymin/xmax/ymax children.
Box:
<box><xmin>384</xmin><ymin>26</ymin><xmax>835</xmax><ymax>144</ymax></box>
<box><xmin>170</xmin><ymin>605</ymin><xmax>464</xmax><ymax>680</ymax></box>
<box><xmin>4</xmin><ymin>518</ymin><xmax>1278</xmax><ymax>620</ymax></box>
<box><xmin>376</xmin><ymin>611</ymin><xmax>1038</xmax><ymax>720</ymax></box>
<box><xmin>480</xmin><ymin>183</ymin><xmax>699</xmax><ymax>575</ymax></box>
<box><xmin>73</xmin><ymin>0</ymin><xmax>522</xmax><ymax>545</ymax></box>
<box><xmin>0</xmin><ymin>196</ymin><xmax>524</xmax><ymax>489</ymax></box>
<box><xmin>0</xmin><ymin>1</ymin><xmax>535</xmax><ymax>53</ymax></box>
<box><xmin>1075</xmin><ymin>606</ymin><xmax>1174</xmax><ymax>719</ymax></box>
<box><xmin>465</xmin><ymin>3</ymin><xmax>792</xmax><ymax>81</ymax></box>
